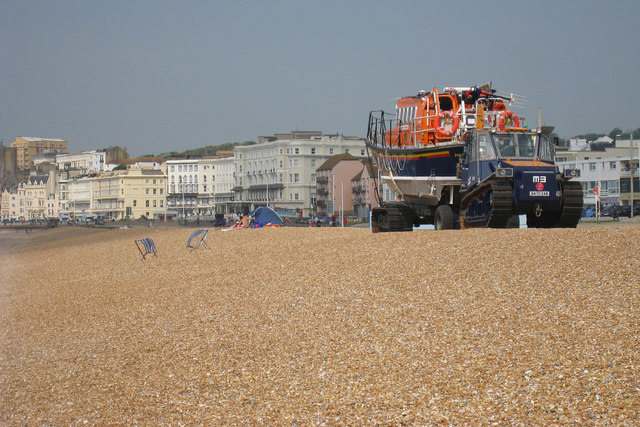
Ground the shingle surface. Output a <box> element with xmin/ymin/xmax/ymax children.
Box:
<box><xmin>1</xmin><ymin>225</ymin><xmax>639</xmax><ymax>424</ymax></box>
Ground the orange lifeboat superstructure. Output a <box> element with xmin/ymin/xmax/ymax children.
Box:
<box><xmin>383</xmin><ymin>85</ymin><xmax>517</xmax><ymax>148</ymax></box>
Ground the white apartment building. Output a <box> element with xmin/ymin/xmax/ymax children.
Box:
<box><xmin>166</xmin><ymin>154</ymin><xmax>235</xmax><ymax>217</ymax></box>
<box><xmin>58</xmin><ymin>176</ymin><xmax>93</xmax><ymax>219</ymax></box>
<box><xmin>233</xmin><ymin>131</ymin><xmax>367</xmax><ymax>216</ymax></box>
<box><xmin>556</xmin><ymin>138</ymin><xmax>639</xmax><ymax>206</ymax></box>
<box><xmin>56</xmin><ymin>151</ymin><xmax>106</xmax><ymax>173</ymax></box>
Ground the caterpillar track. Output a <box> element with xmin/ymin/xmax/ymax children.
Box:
<box><xmin>459</xmin><ymin>180</ymin><xmax>513</xmax><ymax>229</ymax></box>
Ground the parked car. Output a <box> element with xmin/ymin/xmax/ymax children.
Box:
<box><xmin>582</xmin><ymin>205</ymin><xmax>596</xmax><ymax>217</ymax></box>
<box><xmin>601</xmin><ymin>205</ymin><xmax>630</xmax><ymax>218</ymax></box>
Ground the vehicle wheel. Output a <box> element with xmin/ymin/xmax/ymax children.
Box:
<box><xmin>371</xmin><ymin>208</ymin><xmax>388</xmax><ymax>233</ymax></box>
<box><xmin>434</xmin><ymin>205</ymin><xmax>454</xmax><ymax>230</ymax></box>
<box><xmin>506</xmin><ymin>215</ymin><xmax>520</xmax><ymax>228</ymax></box>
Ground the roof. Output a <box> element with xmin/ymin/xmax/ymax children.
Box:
<box><xmin>107</xmin><ymin>157</ymin><xmax>165</xmax><ymax>165</ymax></box>
<box><xmin>18</xmin><ymin>137</ymin><xmax>66</xmax><ymax>142</ymax></box>
<box><xmin>362</xmin><ymin>158</ymin><xmax>378</xmax><ymax>177</ymax></box>
<box><xmin>317</xmin><ymin>153</ymin><xmax>359</xmax><ymax>171</ymax></box>
<box><xmin>28</xmin><ymin>175</ymin><xmax>49</xmax><ymax>185</ymax></box>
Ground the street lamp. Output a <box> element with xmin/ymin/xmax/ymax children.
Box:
<box><xmin>631</xmin><ymin>130</ymin><xmax>636</xmax><ymax>219</ymax></box>
<box><xmin>618</xmin><ymin>131</ymin><xmax>635</xmax><ymax>218</ymax></box>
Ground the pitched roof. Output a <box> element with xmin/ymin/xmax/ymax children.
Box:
<box><xmin>28</xmin><ymin>175</ymin><xmax>48</xmax><ymax>185</ymax></box>
<box><xmin>317</xmin><ymin>153</ymin><xmax>359</xmax><ymax>171</ymax></box>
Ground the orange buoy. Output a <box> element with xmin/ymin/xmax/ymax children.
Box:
<box><xmin>498</xmin><ymin>111</ymin><xmax>520</xmax><ymax>130</ymax></box>
<box><xmin>434</xmin><ymin>110</ymin><xmax>459</xmax><ymax>138</ymax></box>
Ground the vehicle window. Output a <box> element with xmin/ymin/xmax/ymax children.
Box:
<box><xmin>517</xmin><ymin>134</ymin><xmax>536</xmax><ymax>157</ymax></box>
<box><xmin>538</xmin><ymin>135</ymin><xmax>554</xmax><ymax>162</ymax></box>
<box><xmin>495</xmin><ymin>134</ymin><xmax>515</xmax><ymax>156</ymax></box>
<box><xmin>477</xmin><ymin>134</ymin><xmax>495</xmax><ymax>159</ymax></box>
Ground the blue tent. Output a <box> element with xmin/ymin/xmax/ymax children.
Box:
<box><xmin>249</xmin><ymin>206</ymin><xmax>284</xmax><ymax>227</ymax></box>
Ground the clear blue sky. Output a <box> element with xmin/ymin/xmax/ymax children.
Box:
<box><xmin>2</xmin><ymin>0</ymin><xmax>639</xmax><ymax>156</ymax></box>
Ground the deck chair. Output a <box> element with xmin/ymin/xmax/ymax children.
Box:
<box><xmin>135</xmin><ymin>238</ymin><xmax>158</xmax><ymax>260</ymax></box>
<box><xmin>214</xmin><ymin>213</ymin><xmax>226</xmax><ymax>227</ymax></box>
<box><xmin>186</xmin><ymin>229</ymin><xmax>209</xmax><ymax>252</ymax></box>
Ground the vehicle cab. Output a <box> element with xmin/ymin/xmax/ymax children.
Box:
<box><xmin>460</xmin><ymin>130</ymin><xmax>573</xmax><ymax>214</ymax></box>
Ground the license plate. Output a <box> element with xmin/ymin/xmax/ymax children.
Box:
<box><xmin>529</xmin><ymin>191</ymin><xmax>550</xmax><ymax>197</ymax></box>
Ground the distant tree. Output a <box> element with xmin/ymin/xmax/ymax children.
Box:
<box><xmin>141</xmin><ymin>154</ymin><xmax>155</xmax><ymax>158</ymax></box>
<box><xmin>157</xmin><ymin>141</ymin><xmax>256</xmax><ymax>160</ymax></box>
<box><xmin>609</xmin><ymin>128</ymin><xmax>623</xmax><ymax>139</ymax></box>
<box><xmin>113</xmin><ymin>164</ymin><xmax>127</xmax><ymax>171</ymax></box>
<box><xmin>608</xmin><ymin>127</ymin><xmax>640</xmax><ymax>140</ymax></box>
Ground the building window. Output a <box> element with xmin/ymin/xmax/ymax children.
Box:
<box><xmin>311</xmin><ymin>148</ymin><xmax>316</xmax><ymax>155</ymax></box>
<box><xmin>330</xmin><ymin>148</ymin><xmax>334</xmax><ymax>155</ymax></box>
<box><xmin>610</xmin><ymin>161</ymin><xmax>617</xmax><ymax>170</ymax></box>
<box><xmin>153</xmin><ymin>200</ymin><xmax>157</xmax><ymax>207</ymax></box>
<box><xmin>295</xmin><ymin>148</ymin><xmax>299</xmax><ymax>154</ymax></box>
<box><xmin>294</xmin><ymin>173</ymin><xmax>299</xmax><ymax>183</ymax></box>
<box><xmin>146</xmin><ymin>200</ymin><xmax>150</xmax><ymax>207</ymax></box>
<box><xmin>589</xmin><ymin>162</ymin><xmax>596</xmax><ymax>171</ymax></box>
<box><xmin>133</xmin><ymin>200</ymin><xmax>137</xmax><ymax>207</ymax></box>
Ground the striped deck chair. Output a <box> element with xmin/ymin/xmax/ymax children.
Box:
<box><xmin>186</xmin><ymin>229</ymin><xmax>209</xmax><ymax>252</ymax></box>
<box><xmin>135</xmin><ymin>238</ymin><xmax>158</xmax><ymax>260</ymax></box>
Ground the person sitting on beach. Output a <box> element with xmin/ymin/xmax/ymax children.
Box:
<box><xmin>240</xmin><ymin>213</ymin><xmax>252</xmax><ymax>228</ymax></box>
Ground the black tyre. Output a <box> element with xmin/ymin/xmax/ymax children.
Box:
<box><xmin>506</xmin><ymin>215</ymin><xmax>520</xmax><ymax>228</ymax></box>
<box><xmin>434</xmin><ymin>205</ymin><xmax>455</xmax><ymax>230</ymax></box>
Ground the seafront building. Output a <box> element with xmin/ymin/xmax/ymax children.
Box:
<box><xmin>54</xmin><ymin>151</ymin><xmax>106</xmax><ymax>173</ymax></box>
<box><xmin>555</xmin><ymin>138</ymin><xmax>639</xmax><ymax>206</ymax></box>
<box><xmin>351</xmin><ymin>159</ymin><xmax>380</xmax><ymax>220</ymax></box>
<box><xmin>57</xmin><ymin>168</ymin><xmax>167</xmax><ymax>221</ymax></box>
<box><xmin>316</xmin><ymin>153</ymin><xmax>364</xmax><ymax>218</ymax></box>
<box><xmin>1</xmin><ymin>171</ymin><xmax>57</xmax><ymax>220</ymax></box>
<box><xmin>10</xmin><ymin>137</ymin><xmax>68</xmax><ymax>169</ymax></box>
<box><xmin>165</xmin><ymin>153</ymin><xmax>235</xmax><ymax>218</ymax></box>
<box><xmin>1</xmin><ymin>131</ymin><xmax>377</xmax><ymax>221</ymax></box>
<box><xmin>233</xmin><ymin>131</ymin><xmax>367</xmax><ymax>217</ymax></box>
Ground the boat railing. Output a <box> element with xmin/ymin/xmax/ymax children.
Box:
<box><xmin>369</xmin><ymin>103</ymin><xmax>511</xmax><ymax>149</ymax></box>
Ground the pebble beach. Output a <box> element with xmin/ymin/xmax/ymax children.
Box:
<box><xmin>1</xmin><ymin>224</ymin><xmax>639</xmax><ymax>424</ymax></box>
